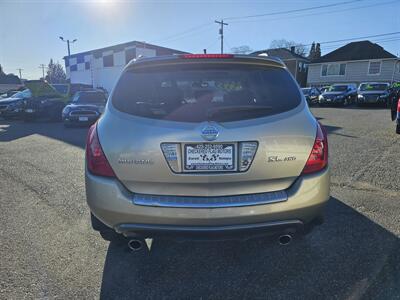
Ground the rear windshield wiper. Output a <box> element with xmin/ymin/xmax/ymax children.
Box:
<box><xmin>206</xmin><ymin>105</ymin><xmax>272</xmax><ymax>119</ymax></box>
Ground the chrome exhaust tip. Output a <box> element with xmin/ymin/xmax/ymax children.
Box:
<box><xmin>128</xmin><ymin>239</ymin><xmax>143</xmax><ymax>251</ymax></box>
<box><xmin>278</xmin><ymin>234</ymin><xmax>292</xmax><ymax>246</ymax></box>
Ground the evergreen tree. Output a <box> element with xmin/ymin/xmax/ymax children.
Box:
<box><xmin>45</xmin><ymin>59</ymin><xmax>67</xmax><ymax>83</ymax></box>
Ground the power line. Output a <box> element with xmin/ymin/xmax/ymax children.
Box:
<box><xmin>150</xmin><ymin>22</ymin><xmax>213</xmax><ymax>44</ymax></box>
<box><xmin>308</xmin><ymin>32</ymin><xmax>400</xmax><ymax>47</ymax></box>
<box><xmin>224</xmin><ymin>0</ymin><xmax>366</xmax><ymax>20</ymax></box>
<box><xmin>229</xmin><ymin>0</ymin><xmax>398</xmax><ymax>24</ymax></box>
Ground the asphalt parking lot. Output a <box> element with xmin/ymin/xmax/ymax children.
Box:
<box><xmin>0</xmin><ymin>106</ymin><xmax>399</xmax><ymax>299</ymax></box>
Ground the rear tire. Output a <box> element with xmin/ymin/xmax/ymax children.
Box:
<box><xmin>396</xmin><ymin>124</ymin><xmax>400</xmax><ymax>134</ymax></box>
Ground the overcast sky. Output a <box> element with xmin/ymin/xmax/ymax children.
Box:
<box><xmin>1</xmin><ymin>0</ymin><xmax>399</xmax><ymax>79</ymax></box>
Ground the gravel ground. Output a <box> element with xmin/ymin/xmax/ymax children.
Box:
<box><xmin>0</xmin><ymin>106</ymin><xmax>399</xmax><ymax>299</ymax></box>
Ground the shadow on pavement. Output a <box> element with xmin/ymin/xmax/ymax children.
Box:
<box><xmin>0</xmin><ymin>119</ymin><xmax>88</xmax><ymax>149</ymax></box>
<box><xmin>99</xmin><ymin>197</ymin><xmax>399</xmax><ymax>299</ymax></box>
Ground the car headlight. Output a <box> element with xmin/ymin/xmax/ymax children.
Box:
<box><xmin>357</xmin><ymin>94</ymin><xmax>364</xmax><ymax>98</ymax></box>
<box><xmin>318</xmin><ymin>95</ymin><xmax>324</xmax><ymax>100</ymax></box>
<box><xmin>62</xmin><ymin>107</ymin><xmax>71</xmax><ymax>114</ymax></box>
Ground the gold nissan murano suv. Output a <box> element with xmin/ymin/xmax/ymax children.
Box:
<box><xmin>85</xmin><ymin>54</ymin><xmax>330</xmax><ymax>249</ymax></box>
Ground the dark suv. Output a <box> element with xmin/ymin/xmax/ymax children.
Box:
<box><xmin>62</xmin><ymin>90</ymin><xmax>107</xmax><ymax>126</ymax></box>
<box><xmin>318</xmin><ymin>84</ymin><xmax>357</xmax><ymax>106</ymax></box>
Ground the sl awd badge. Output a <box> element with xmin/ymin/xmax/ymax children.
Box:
<box><xmin>201</xmin><ymin>125</ymin><xmax>219</xmax><ymax>141</ymax></box>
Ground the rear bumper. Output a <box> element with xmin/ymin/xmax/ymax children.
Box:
<box><xmin>63</xmin><ymin>114</ymin><xmax>99</xmax><ymax>124</ymax></box>
<box><xmin>86</xmin><ymin>167</ymin><xmax>330</xmax><ymax>236</ymax></box>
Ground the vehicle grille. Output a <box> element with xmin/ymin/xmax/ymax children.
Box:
<box><xmin>70</xmin><ymin>110</ymin><xmax>98</xmax><ymax>116</ymax></box>
<box><xmin>364</xmin><ymin>94</ymin><xmax>379</xmax><ymax>101</ymax></box>
<box><xmin>133</xmin><ymin>190</ymin><xmax>288</xmax><ymax>208</ymax></box>
<box><xmin>0</xmin><ymin>105</ymin><xmax>8</xmax><ymax>110</ymax></box>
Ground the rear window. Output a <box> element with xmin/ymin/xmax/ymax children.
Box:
<box><xmin>112</xmin><ymin>64</ymin><xmax>301</xmax><ymax>123</ymax></box>
<box><xmin>75</xmin><ymin>92</ymin><xmax>106</xmax><ymax>103</ymax></box>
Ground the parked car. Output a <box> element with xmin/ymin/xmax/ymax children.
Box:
<box><xmin>388</xmin><ymin>82</ymin><xmax>400</xmax><ymax>134</ymax></box>
<box><xmin>319</xmin><ymin>86</ymin><xmax>331</xmax><ymax>94</ymax></box>
<box><xmin>85</xmin><ymin>54</ymin><xmax>330</xmax><ymax>249</ymax></box>
<box><xmin>62</xmin><ymin>90</ymin><xmax>107</xmax><ymax>126</ymax></box>
<box><xmin>0</xmin><ymin>89</ymin><xmax>20</xmax><ymax>99</ymax></box>
<box><xmin>318</xmin><ymin>84</ymin><xmax>357</xmax><ymax>106</ymax></box>
<box><xmin>357</xmin><ymin>82</ymin><xmax>390</xmax><ymax>106</ymax></box>
<box><xmin>22</xmin><ymin>80</ymin><xmax>67</xmax><ymax>122</ymax></box>
<box><xmin>0</xmin><ymin>89</ymin><xmax>32</xmax><ymax>119</ymax></box>
<box><xmin>301</xmin><ymin>87</ymin><xmax>321</xmax><ymax>105</ymax></box>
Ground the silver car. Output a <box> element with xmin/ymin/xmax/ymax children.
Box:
<box><xmin>85</xmin><ymin>54</ymin><xmax>330</xmax><ymax>249</ymax></box>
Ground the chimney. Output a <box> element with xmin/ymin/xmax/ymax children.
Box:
<box><xmin>290</xmin><ymin>46</ymin><xmax>295</xmax><ymax>53</ymax></box>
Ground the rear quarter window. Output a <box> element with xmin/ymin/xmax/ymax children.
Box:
<box><xmin>112</xmin><ymin>63</ymin><xmax>301</xmax><ymax>123</ymax></box>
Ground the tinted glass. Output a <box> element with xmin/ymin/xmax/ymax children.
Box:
<box><xmin>112</xmin><ymin>64</ymin><xmax>301</xmax><ymax>123</ymax></box>
<box><xmin>75</xmin><ymin>92</ymin><xmax>106</xmax><ymax>103</ymax></box>
<box><xmin>51</xmin><ymin>84</ymin><xmax>69</xmax><ymax>95</ymax></box>
<box><xmin>329</xmin><ymin>85</ymin><xmax>347</xmax><ymax>92</ymax></box>
<box><xmin>359</xmin><ymin>83</ymin><xmax>388</xmax><ymax>91</ymax></box>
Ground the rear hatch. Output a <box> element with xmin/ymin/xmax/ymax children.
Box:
<box><xmin>98</xmin><ymin>56</ymin><xmax>317</xmax><ymax>196</ymax></box>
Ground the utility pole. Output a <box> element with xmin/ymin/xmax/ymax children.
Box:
<box><xmin>39</xmin><ymin>64</ymin><xmax>46</xmax><ymax>80</ymax></box>
<box><xmin>59</xmin><ymin>36</ymin><xmax>77</xmax><ymax>57</ymax></box>
<box><xmin>215</xmin><ymin>19</ymin><xmax>228</xmax><ymax>54</ymax></box>
<box><xmin>16</xmin><ymin>68</ymin><xmax>23</xmax><ymax>79</ymax></box>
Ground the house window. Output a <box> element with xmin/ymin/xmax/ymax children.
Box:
<box><xmin>321</xmin><ymin>63</ymin><xmax>346</xmax><ymax>76</ymax></box>
<box><xmin>70</xmin><ymin>65</ymin><xmax>77</xmax><ymax>72</ymax></box>
<box><xmin>103</xmin><ymin>54</ymin><xmax>114</xmax><ymax>67</ymax></box>
<box><xmin>77</xmin><ymin>55</ymin><xmax>84</xmax><ymax>64</ymax></box>
<box><xmin>368</xmin><ymin>61</ymin><xmax>381</xmax><ymax>75</ymax></box>
<box><xmin>85</xmin><ymin>62</ymin><xmax>90</xmax><ymax>70</ymax></box>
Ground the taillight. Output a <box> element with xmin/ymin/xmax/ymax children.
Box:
<box><xmin>397</xmin><ymin>98</ymin><xmax>400</xmax><ymax>113</ymax></box>
<box><xmin>86</xmin><ymin>124</ymin><xmax>116</xmax><ymax>177</ymax></box>
<box><xmin>302</xmin><ymin>122</ymin><xmax>328</xmax><ymax>174</ymax></box>
<box><xmin>180</xmin><ymin>54</ymin><xmax>234</xmax><ymax>59</ymax></box>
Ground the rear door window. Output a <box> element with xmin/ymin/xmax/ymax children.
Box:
<box><xmin>112</xmin><ymin>64</ymin><xmax>301</xmax><ymax>123</ymax></box>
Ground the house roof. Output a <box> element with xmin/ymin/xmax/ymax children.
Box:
<box><xmin>63</xmin><ymin>41</ymin><xmax>189</xmax><ymax>60</ymax></box>
<box><xmin>251</xmin><ymin>48</ymin><xmax>309</xmax><ymax>61</ymax></box>
<box><xmin>312</xmin><ymin>41</ymin><xmax>397</xmax><ymax>63</ymax></box>
<box><xmin>0</xmin><ymin>74</ymin><xmax>21</xmax><ymax>84</ymax></box>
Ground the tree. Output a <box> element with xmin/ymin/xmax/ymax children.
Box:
<box><xmin>315</xmin><ymin>43</ymin><xmax>321</xmax><ymax>59</ymax></box>
<box><xmin>269</xmin><ymin>39</ymin><xmax>308</xmax><ymax>57</ymax></box>
<box><xmin>231</xmin><ymin>45</ymin><xmax>253</xmax><ymax>54</ymax></box>
<box><xmin>308</xmin><ymin>42</ymin><xmax>316</xmax><ymax>59</ymax></box>
<box><xmin>45</xmin><ymin>59</ymin><xmax>67</xmax><ymax>84</ymax></box>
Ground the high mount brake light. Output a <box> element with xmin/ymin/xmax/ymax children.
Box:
<box><xmin>302</xmin><ymin>122</ymin><xmax>328</xmax><ymax>174</ymax></box>
<box><xmin>180</xmin><ymin>54</ymin><xmax>235</xmax><ymax>59</ymax></box>
<box><xmin>86</xmin><ymin>124</ymin><xmax>116</xmax><ymax>177</ymax></box>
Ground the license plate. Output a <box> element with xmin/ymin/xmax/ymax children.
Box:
<box><xmin>79</xmin><ymin>116</ymin><xmax>89</xmax><ymax>121</ymax></box>
<box><xmin>25</xmin><ymin>109</ymin><xmax>34</xmax><ymax>113</ymax></box>
<box><xmin>184</xmin><ymin>143</ymin><xmax>235</xmax><ymax>171</ymax></box>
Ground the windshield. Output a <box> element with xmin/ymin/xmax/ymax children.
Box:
<box><xmin>112</xmin><ymin>64</ymin><xmax>301</xmax><ymax>123</ymax></box>
<box><xmin>51</xmin><ymin>84</ymin><xmax>69</xmax><ymax>95</ymax></box>
<box><xmin>359</xmin><ymin>83</ymin><xmax>388</xmax><ymax>91</ymax></box>
<box><xmin>74</xmin><ymin>92</ymin><xmax>106</xmax><ymax>103</ymax></box>
<box><xmin>328</xmin><ymin>85</ymin><xmax>348</xmax><ymax>92</ymax></box>
<box><xmin>11</xmin><ymin>89</ymin><xmax>31</xmax><ymax>99</ymax></box>
<box><xmin>301</xmin><ymin>88</ymin><xmax>311</xmax><ymax>95</ymax></box>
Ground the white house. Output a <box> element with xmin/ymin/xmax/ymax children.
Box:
<box><xmin>63</xmin><ymin>41</ymin><xmax>187</xmax><ymax>93</ymax></box>
<box><xmin>307</xmin><ymin>41</ymin><xmax>400</xmax><ymax>87</ymax></box>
